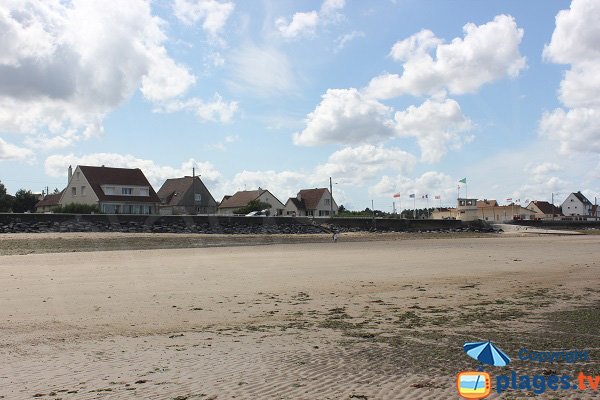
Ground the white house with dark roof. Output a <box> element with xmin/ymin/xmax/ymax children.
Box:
<box><xmin>59</xmin><ymin>165</ymin><xmax>160</xmax><ymax>214</ymax></box>
<box><xmin>560</xmin><ymin>192</ymin><xmax>593</xmax><ymax>218</ymax></box>
<box><xmin>217</xmin><ymin>188</ymin><xmax>284</xmax><ymax>215</ymax></box>
<box><xmin>284</xmin><ymin>188</ymin><xmax>338</xmax><ymax>217</ymax></box>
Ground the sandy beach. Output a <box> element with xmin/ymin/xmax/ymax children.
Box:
<box><xmin>1</xmin><ymin>234</ymin><xmax>599</xmax><ymax>399</ymax></box>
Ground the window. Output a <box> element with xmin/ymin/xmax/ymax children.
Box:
<box><xmin>81</xmin><ymin>186</ymin><xmax>85</xmax><ymax>196</ymax></box>
<box><xmin>139</xmin><ymin>188</ymin><xmax>149</xmax><ymax>196</ymax></box>
<box><xmin>194</xmin><ymin>193</ymin><xmax>202</xmax><ymax>203</ymax></box>
<box><xmin>122</xmin><ymin>188</ymin><xmax>132</xmax><ymax>195</ymax></box>
<box><xmin>325</xmin><ymin>199</ymin><xmax>330</xmax><ymax>205</ymax></box>
<box><xmin>71</xmin><ymin>187</ymin><xmax>76</xmax><ymax>196</ymax></box>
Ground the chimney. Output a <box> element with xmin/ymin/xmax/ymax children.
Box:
<box><xmin>68</xmin><ymin>165</ymin><xmax>72</xmax><ymax>183</ymax></box>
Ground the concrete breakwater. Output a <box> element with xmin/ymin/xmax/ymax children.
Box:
<box><xmin>0</xmin><ymin>213</ymin><xmax>489</xmax><ymax>234</ymax></box>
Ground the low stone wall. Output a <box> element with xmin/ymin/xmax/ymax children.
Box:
<box><xmin>0</xmin><ymin>213</ymin><xmax>489</xmax><ymax>234</ymax></box>
<box><xmin>507</xmin><ymin>220</ymin><xmax>600</xmax><ymax>230</ymax></box>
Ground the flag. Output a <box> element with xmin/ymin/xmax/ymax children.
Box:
<box><xmin>435</xmin><ymin>195</ymin><xmax>441</xmax><ymax>200</ymax></box>
<box><xmin>409</xmin><ymin>194</ymin><xmax>415</xmax><ymax>198</ymax></box>
<box><xmin>506</xmin><ymin>198</ymin><xmax>512</xmax><ymax>202</ymax></box>
<box><xmin>393</xmin><ymin>193</ymin><xmax>400</xmax><ymax>198</ymax></box>
<box><xmin>459</xmin><ymin>178</ymin><xmax>467</xmax><ymax>184</ymax></box>
<box><xmin>422</xmin><ymin>194</ymin><xmax>428</xmax><ymax>199</ymax></box>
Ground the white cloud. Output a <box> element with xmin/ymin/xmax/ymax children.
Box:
<box><xmin>540</xmin><ymin>0</ymin><xmax>600</xmax><ymax>154</ymax></box>
<box><xmin>228</xmin><ymin>44</ymin><xmax>295</xmax><ymax>96</ymax></box>
<box><xmin>220</xmin><ymin>170</ymin><xmax>307</xmax><ymax>202</ymax></box>
<box><xmin>335</xmin><ymin>30</ymin><xmax>365</xmax><ymax>52</ymax></box>
<box><xmin>365</xmin><ymin>14</ymin><xmax>526</xmax><ymax>99</ymax></box>
<box><xmin>275</xmin><ymin>0</ymin><xmax>345</xmax><ymax>40</ymax></box>
<box><xmin>516</xmin><ymin>162</ymin><xmax>569</xmax><ymax>201</ymax></box>
<box><xmin>370</xmin><ymin>171</ymin><xmax>455</xmax><ymax>201</ymax></box>
<box><xmin>276</xmin><ymin>11</ymin><xmax>319</xmax><ymax>39</ymax></box>
<box><xmin>173</xmin><ymin>0</ymin><xmax>234</xmax><ymax>38</ymax></box>
<box><xmin>539</xmin><ymin>107</ymin><xmax>600</xmax><ymax>153</ymax></box>
<box><xmin>44</xmin><ymin>153</ymin><xmax>221</xmax><ymax>188</ymax></box>
<box><xmin>315</xmin><ymin>144</ymin><xmax>416</xmax><ymax>185</ymax></box>
<box><xmin>0</xmin><ymin>0</ymin><xmax>196</xmax><ymax>148</ymax></box>
<box><xmin>158</xmin><ymin>93</ymin><xmax>238</xmax><ymax>123</ymax></box>
<box><xmin>0</xmin><ymin>137</ymin><xmax>34</xmax><ymax>161</ymax></box>
<box><xmin>394</xmin><ymin>97</ymin><xmax>474</xmax><ymax>162</ymax></box>
<box><xmin>293</xmin><ymin>88</ymin><xmax>395</xmax><ymax>146</ymax></box>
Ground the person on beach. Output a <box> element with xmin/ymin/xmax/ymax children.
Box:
<box><xmin>333</xmin><ymin>232</ymin><xmax>338</xmax><ymax>242</ymax></box>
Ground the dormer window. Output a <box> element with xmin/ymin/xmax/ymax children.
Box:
<box><xmin>122</xmin><ymin>188</ymin><xmax>132</xmax><ymax>195</ymax></box>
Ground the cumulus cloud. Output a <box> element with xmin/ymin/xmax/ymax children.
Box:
<box><xmin>294</xmin><ymin>91</ymin><xmax>472</xmax><ymax>163</ymax></box>
<box><xmin>516</xmin><ymin>161</ymin><xmax>569</xmax><ymax>201</ymax></box>
<box><xmin>173</xmin><ymin>0</ymin><xmax>234</xmax><ymax>38</ymax></box>
<box><xmin>394</xmin><ymin>98</ymin><xmax>474</xmax><ymax>162</ymax></box>
<box><xmin>0</xmin><ymin>137</ymin><xmax>34</xmax><ymax>161</ymax></box>
<box><xmin>228</xmin><ymin>44</ymin><xmax>296</xmax><ymax>96</ymax></box>
<box><xmin>365</xmin><ymin>14</ymin><xmax>526</xmax><ymax>99</ymax></box>
<box><xmin>275</xmin><ymin>0</ymin><xmax>345</xmax><ymax>40</ymax></box>
<box><xmin>540</xmin><ymin>0</ymin><xmax>600</xmax><ymax>154</ymax></box>
<box><xmin>0</xmin><ymin>0</ymin><xmax>198</xmax><ymax>150</ymax></box>
<box><xmin>44</xmin><ymin>153</ymin><xmax>221</xmax><ymax>188</ymax></box>
<box><xmin>293</xmin><ymin>88</ymin><xmax>395</xmax><ymax>146</ymax></box>
<box><xmin>220</xmin><ymin>170</ymin><xmax>307</xmax><ymax>201</ymax></box>
<box><xmin>315</xmin><ymin>144</ymin><xmax>416</xmax><ymax>185</ymax></box>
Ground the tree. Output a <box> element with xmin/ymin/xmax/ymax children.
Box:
<box><xmin>233</xmin><ymin>200</ymin><xmax>272</xmax><ymax>215</ymax></box>
<box><xmin>0</xmin><ymin>181</ymin><xmax>14</xmax><ymax>212</ymax></box>
<box><xmin>12</xmin><ymin>189</ymin><xmax>39</xmax><ymax>213</ymax></box>
<box><xmin>338</xmin><ymin>205</ymin><xmax>346</xmax><ymax>213</ymax></box>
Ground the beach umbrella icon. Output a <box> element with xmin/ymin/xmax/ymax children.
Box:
<box><xmin>463</xmin><ymin>341</ymin><xmax>511</xmax><ymax>367</ymax></box>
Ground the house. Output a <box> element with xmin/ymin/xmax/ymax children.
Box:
<box><xmin>560</xmin><ymin>191</ymin><xmax>593</xmax><ymax>218</ymax></box>
<box><xmin>525</xmin><ymin>201</ymin><xmax>562</xmax><ymax>220</ymax></box>
<box><xmin>34</xmin><ymin>191</ymin><xmax>63</xmax><ymax>213</ymax></box>
<box><xmin>59</xmin><ymin>165</ymin><xmax>160</xmax><ymax>214</ymax></box>
<box><xmin>284</xmin><ymin>188</ymin><xmax>338</xmax><ymax>217</ymax></box>
<box><xmin>217</xmin><ymin>188</ymin><xmax>284</xmax><ymax>215</ymax></box>
<box><xmin>157</xmin><ymin>176</ymin><xmax>217</xmax><ymax>215</ymax></box>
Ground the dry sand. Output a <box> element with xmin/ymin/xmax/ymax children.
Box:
<box><xmin>1</xmin><ymin>234</ymin><xmax>599</xmax><ymax>399</ymax></box>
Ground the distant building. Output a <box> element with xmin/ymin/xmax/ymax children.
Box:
<box><xmin>157</xmin><ymin>176</ymin><xmax>217</xmax><ymax>215</ymax></box>
<box><xmin>34</xmin><ymin>191</ymin><xmax>63</xmax><ymax>213</ymax></box>
<box><xmin>432</xmin><ymin>198</ymin><xmax>535</xmax><ymax>222</ymax></box>
<box><xmin>218</xmin><ymin>188</ymin><xmax>284</xmax><ymax>215</ymax></box>
<box><xmin>525</xmin><ymin>201</ymin><xmax>562</xmax><ymax>220</ymax></box>
<box><xmin>284</xmin><ymin>188</ymin><xmax>338</xmax><ymax>217</ymax></box>
<box><xmin>561</xmin><ymin>192</ymin><xmax>593</xmax><ymax>218</ymax></box>
<box><xmin>59</xmin><ymin>165</ymin><xmax>160</xmax><ymax>214</ymax></box>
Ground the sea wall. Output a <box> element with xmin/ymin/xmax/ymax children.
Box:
<box><xmin>0</xmin><ymin>213</ymin><xmax>487</xmax><ymax>234</ymax></box>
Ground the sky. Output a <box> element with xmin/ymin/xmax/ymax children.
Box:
<box><xmin>1</xmin><ymin>0</ymin><xmax>599</xmax><ymax>211</ymax></box>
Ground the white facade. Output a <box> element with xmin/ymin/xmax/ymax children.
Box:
<box><xmin>561</xmin><ymin>193</ymin><xmax>592</xmax><ymax>217</ymax></box>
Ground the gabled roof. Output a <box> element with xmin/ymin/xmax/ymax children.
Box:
<box><xmin>79</xmin><ymin>165</ymin><xmax>159</xmax><ymax>203</ymax></box>
<box><xmin>157</xmin><ymin>176</ymin><xmax>214</xmax><ymax>206</ymax></box>
<box><xmin>219</xmin><ymin>190</ymin><xmax>262</xmax><ymax>209</ymax></box>
<box><xmin>572</xmin><ymin>191</ymin><xmax>592</xmax><ymax>205</ymax></box>
<box><xmin>531</xmin><ymin>200</ymin><xmax>561</xmax><ymax>215</ymax></box>
<box><xmin>286</xmin><ymin>197</ymin><xmax>306</xmax><ymax>211</ymax></box>
<box><xmin>298</xmin><ymin>188</ymin><xmax>329</xmax><ymax>210</ymax></box>
<box><xmin>35</xmin><ymin>191</ymin><xmax>64</xmax><ymax>208</ymax></box>
<box><xmin>477</xmin><ymin>199</ymin><xmax>498</xmax><ymax>207</ymax></box>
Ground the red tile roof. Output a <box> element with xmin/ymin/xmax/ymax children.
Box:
<box><xmin>79</xmin><ymin>166</ymin><xmax>159</xmax><ymax>203</ymax></box>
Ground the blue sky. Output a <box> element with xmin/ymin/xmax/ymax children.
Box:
<box><xmin>1</xmin><ymin>0</ymin><xmax>599</xmax><ymax>211</ymax></box>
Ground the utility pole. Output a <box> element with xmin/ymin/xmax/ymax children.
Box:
<box><xmin>192</xmin><ymin>167</ymin><xmax>196</xmax><ymax>215</ymax></box>
<box><xmin>329</xmin><ymin>177</ymin><xmax>333</xmax><ymax>218</ymax></box>
<box><xmin>552</xmin><ymin>192</ymin><xmax>554</xmax><ymax>221</ymax></box>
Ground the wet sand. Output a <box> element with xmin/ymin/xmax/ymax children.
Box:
<box><xmin>1</xmin><ymin>235</ymin><xmax>599</xmax><ymax>399</ymax></box>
